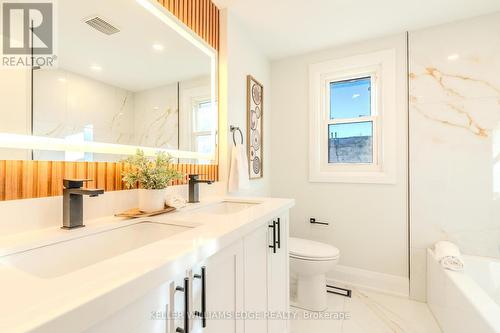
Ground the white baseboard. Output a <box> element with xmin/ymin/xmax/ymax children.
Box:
<box><xmin>326</xmin><ymin>265</ymin><xmax>409</xmax><ymax>297</ymax></box>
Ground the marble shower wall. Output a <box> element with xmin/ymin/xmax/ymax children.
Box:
<box><xmin>409</xmin><ymin>12</ymin><xmax>500</xmax><ymax>300</ymax></box>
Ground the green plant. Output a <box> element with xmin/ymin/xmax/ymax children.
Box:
<box><xmin>122</xmin><ymin>150</ymin><xmax>184</xmax><ymax>190</ymax></box>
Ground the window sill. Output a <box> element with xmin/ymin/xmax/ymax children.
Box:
<box><xmin>309</xmin><ymin>169</ymin><xmax>396</xmax><ymax>184</ymax></box>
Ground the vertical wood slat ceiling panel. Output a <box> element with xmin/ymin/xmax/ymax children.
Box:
<box><xmin>159</xmin><ymin>0</ymin><xmax>219</xmax><ymax>50</ymax></box>
<box><xmin>0</xmin><ymin>161</ymin><xmax>219</xmax><ymax>201</ymax></box>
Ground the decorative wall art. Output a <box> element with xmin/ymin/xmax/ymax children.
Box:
<box><xmin>247</xmin><ymin>75</ymin><xmax>263</xmax><ymax>179</ymax></box>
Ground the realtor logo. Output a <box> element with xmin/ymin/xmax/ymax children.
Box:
<box><xmin>1</xmin><ymin>1</ymin><xmax>56</xmax><ymax>67</ymax></box>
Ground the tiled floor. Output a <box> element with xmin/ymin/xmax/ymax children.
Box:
<box><xmin>290</xmin><ymin>289</ymin><xmax>442</xmax><ymax>333</ymax></box>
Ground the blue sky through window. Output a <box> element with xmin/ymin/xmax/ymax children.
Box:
<box><xmin>330</xmin><ymin>77</ymin><xmax>371</xmax><ymax>120</ymax></box>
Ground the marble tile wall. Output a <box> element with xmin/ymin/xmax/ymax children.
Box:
<box><xmin>32</xmin><ymin>69</ymin><xmax>180</xmax><ymax>161</ymax></box>
<box><xmin>33</xmin><ymin>69</ymin><xmax>136</xmax><ymax>146</ymax></box>
<box><xmin>409</xmin><ymin>12</ymin><xmax>500</xmax><ymax>300</ymax></box>
<box><xmin>133</xmin><ymin>84</ymin><xmax>179</xmax><ymax>150</ymax></box>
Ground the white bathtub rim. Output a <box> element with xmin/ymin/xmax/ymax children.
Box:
<box><xmin>427</xmin><ymin>249</ymin><xmax>500</xmax><ymax>331</ymax></box>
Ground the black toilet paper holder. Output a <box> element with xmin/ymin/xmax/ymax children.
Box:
<box><xmin>310</xmin><ymin>218</ymin><xmax>329</xmax><ymax>226</ymax></box>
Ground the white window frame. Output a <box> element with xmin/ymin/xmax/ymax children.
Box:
<box><xmin>179</xmin><ymin>85</ymin><xmax>211</xmax><ymax>151</ymax></box>
<box><xmin>324</xmin><ymin>71</ymin><xmax>379</xmax><ymax>170</ymax></box>
<box><xmin>191</xmin><ymin>97</ymin><xmax>213</xmax><ymax>152</ymax></box>
<box><xmin>309</xmin><ymin>49</ymin><xmax>397</xmax><ymax>184</ymax></box>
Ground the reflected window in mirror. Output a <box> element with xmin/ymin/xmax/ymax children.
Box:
<box><xmin>193</xmin><ymin>100</ymin><xmax>216</xmax><ymax>164</ymax></box>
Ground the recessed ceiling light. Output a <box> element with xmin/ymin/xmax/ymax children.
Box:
<box><xmin>447</xmin><ymin>54</ymin><xmax>459</xmax><ymax>61</ymax></box>
<box><xmin>90</xmin><ymin>65</ymin><xmax>102</xmax><ymax>72</ymax></box>
<box><xmin>152</xmin><ymin>43</ymin><xmax>164</xmax><ymax>51</ymax></box>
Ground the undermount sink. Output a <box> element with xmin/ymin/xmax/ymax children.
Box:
<box><xmin>1</xmin><ymin>221</ymin><xmax>194</xmax><ymax>279</ymax></box>
<box><xmin>193</xmin><ymin>201</ymin><xmax>259</xmax><ymax>215</ymax></box>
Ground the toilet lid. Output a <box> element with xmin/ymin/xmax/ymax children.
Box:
<box><xmin>289</xmin><ymin>237</ymin><xmax>340</xmax><ymax>260</ymax></box>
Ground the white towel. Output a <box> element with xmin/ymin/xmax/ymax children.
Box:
<box><xmin>434</xmin><ymin>241</ymin><xmax>464</xmax><ymax>271</ymax></box>
<box><xmin>228</xmin><ymin>143</ymin><xmax>250</xmax><ymax>193</ymax></box>
<box><xmin>165</xmin><ymin>194</ymin><xmax>187</xmax><ymax>209</ymax></box>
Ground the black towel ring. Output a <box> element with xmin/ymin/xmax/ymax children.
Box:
<box><xmin>230</xmin><ymin>126</ymin><xmax>244</xmax><ymax>146</ymax></box>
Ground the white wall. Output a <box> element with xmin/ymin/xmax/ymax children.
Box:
<box><xmin>409</xmin><ymin>12</ymin><xmax>500</xmax><ymax>301</ymax></box>
<box><xmin>270</xmin><ymin>35</ymin><xmax>409</xmax><ymax>285</ymax></box>
<box><xmin>218</xmin><ymin>9</ymin><xmax>272</xmax><ymax>197</ymax></box>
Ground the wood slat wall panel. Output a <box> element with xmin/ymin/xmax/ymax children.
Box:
<box><xmin>5</xmin><ymin>161</ymin><xmax>21</xmax><ymax>200</ymax></box>
<box><xmin>50</xmin><ymin>162</ymin><xmax>62</xmax><ymax>196</ymax></box>
<box><xmin>159</xmin><ymin>0</ymin><xmax>219</xmax><ymax>50</ymax></box>
<box><xmin>21</xmin><ymin>161</ymin><xmax>34</xmax><ymax>199</ymax></box>
<box><xmin>0</xmin><ymin>161</ymin><xmax>5</xmax><ymax>201</ymax></box>
<box><xmin>0</xmin><ymin>161</ymin><xmax>218</xmax><ymax>201</ymax></box>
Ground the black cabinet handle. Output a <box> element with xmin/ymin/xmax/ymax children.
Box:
<box><xmin>276</xmin><ymin>218</ymin><xmax>281</xmax><ymax>249</ymax></box>
<box><xmin>176</xmin><ymin>278</ymin><xmax>189</xmax><ymax>333</ymax></box>
<box><xmin>269</xmin><ymin>221</ymin><xmax>277</xmax><ymax>253</ymax></box>
<box><xmin>194</xmin><ymin>266</ymin><xmax>207</xmax><ymax>328</ymax></box>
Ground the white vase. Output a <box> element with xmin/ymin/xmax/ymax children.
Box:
<box><xmin>138</xmin><ymin>189</ymin><xmax>168</xmax><ymax>213</ymax></box>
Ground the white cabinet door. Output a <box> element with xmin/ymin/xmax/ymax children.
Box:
<box><xmin>243</xmin><ymin>224</ymin><xmax>270</xmax><ymax>333</ymax></box>
<box><xmin>84</xmin><ymin>273</ymin><xmax>185</xmax><ymax>333</ymax></box>
<box><xmin>267</xmin><ymin>214</ymin><xmax>289</xmax><ymax>333</ymax></box>
<box><xmin>197</xmin><ymin>240</ymin><xmax>244</xmax><ymax>333</ymax></box>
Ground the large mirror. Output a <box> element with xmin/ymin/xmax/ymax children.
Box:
<box><xmin>0</xmin><ymin>0</ymin><xmax>217</xmax><ymax>164</ymax></box>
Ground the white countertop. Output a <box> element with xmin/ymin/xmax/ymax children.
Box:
<box><xmin>0</xmin><ymin>196</ymin><xmax>294</xmax><ymax>333</ymax></box>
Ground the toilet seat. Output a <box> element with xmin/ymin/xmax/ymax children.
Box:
<box><xmin>289</xmin><ymin>237</ymin><xmax>340</xmax><ymax>261</ymax></box>
<box><xmin>290</xmin><ymin>254</ymin><xmax>338</xmax><ymax>261</ymax></box>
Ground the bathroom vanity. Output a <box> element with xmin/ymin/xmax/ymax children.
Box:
<box><xmin>0</xmin><ymin>197</ymin><xmax>293</xmax><ymax>333</ymax></box>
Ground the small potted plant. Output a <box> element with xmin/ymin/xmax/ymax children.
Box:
<box><xmin>122</xmin><ymin>149</ymin><xmax>184</xmax><ymax>212</ymax></box>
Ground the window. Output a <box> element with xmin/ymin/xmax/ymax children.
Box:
<box><xmin>192</xmin><ymin>100</ymin><xmax>215</xmax><ymax>162</ymax></box>
<box><xmin>309</xmin><ymin>49</ymin><xmax>397</xmax><ymax>184</ymax></box>
<box><xmin>328</xmin><ymin>77</ymin><xmax>375</xmax><ymax>164</ymax></box>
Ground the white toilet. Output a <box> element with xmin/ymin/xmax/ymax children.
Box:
<box><xmin>289</xmin><ymin>237</ymin><xmax>340</xmax><ymax>311</ymax></box>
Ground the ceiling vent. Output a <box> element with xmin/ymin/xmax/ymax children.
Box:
<box><xmin>84</xmin><ymin>16</ymin><xmax>120</xmax><ymax>35</ymax></box>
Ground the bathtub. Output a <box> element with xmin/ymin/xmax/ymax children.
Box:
<box><xmin>427</xmin><ymin>249</ymin><xmax>500</xmax><ymax>333</ymax></box>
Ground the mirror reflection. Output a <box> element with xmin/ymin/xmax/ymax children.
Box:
<box><xmin>1</xmin><ymin>0</ymin><xmax>218</xmax><ymax>164</ymax></box>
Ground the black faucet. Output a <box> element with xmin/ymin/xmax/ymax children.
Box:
<box><xmin>62</xmin><ymin>179</ymin><xmax>104</xmax><ymax>229</ymax></box>
<box><xmin>188</xmin><ymin>174</ymin><xmax>213</xmax><ymax>203</ymax></box>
